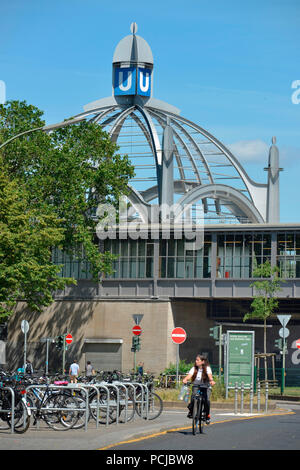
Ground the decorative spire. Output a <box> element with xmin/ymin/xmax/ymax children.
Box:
<box><xmin>130</xmin><ymin>22</ymin><xmax>138</xmax><ymax>35</ymax></box>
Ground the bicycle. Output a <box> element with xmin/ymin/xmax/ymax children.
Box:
<box><xmin>191</xmin><ymin>385</ymin><xmax>209</xmax><ymax>435</ymax></box>
<box><xmin>134</xmin><ymin>375</ymin><xmax>163</xmax><ymax>420</ymax></box>
<box><xmin>26</xmin><ymin>380</ymin><xmax>81</xmax><ymax>431</ymax></box>
<box><xmin>0</xmin><ymin>377</ymin><xmax>31</xmax><ymax>434</ymax></box>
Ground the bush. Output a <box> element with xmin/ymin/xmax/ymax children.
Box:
<box><xmin>162</xmin><ymin>360</ymin><xmax>194</xmax><ymax>376</ymax></box>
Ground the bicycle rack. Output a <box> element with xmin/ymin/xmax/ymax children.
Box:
<box><xmin>25</xmin><ymin>384</ymin><xmax>90</xmax><ymax>432</ymax></box>
<box><xmin>0</xmin><ymin>386</ymin><xmax>15</xmax><ymax>434</ymax></box>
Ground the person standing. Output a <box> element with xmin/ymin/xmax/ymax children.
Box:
<box><xmin>137</xmin><ymin>361</ymin><xmax>144</xmax><ymax>376</ymax></box>
<box><xmin>69</xmin><ymin>359</ymin><xmax>80</xmax><ymax>383</ymax></box>
<box><xmin>25</xmin><ymin>359</ymin><xmax>33</xmax><ymax>375</ymax></box>
<box><xmin>86</xmin><ymin>361</ymin><xmax>94</xmax><ymax>378</ymax></box>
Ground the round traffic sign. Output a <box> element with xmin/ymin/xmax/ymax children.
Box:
<box><xmin>171</xmin><ymin>327</ymin><xmax>187</xmax><ymax>344</ymax></box>
<box><xmin>21</xmin><ymin>320</ymin><xmax>29</xmax><ymax>334</ymax></box>
<box><xmin>132</xmin><ymin>325</ymin><xmax>142</xmax><ymax>336</ymax></box>
<box><xmin>65</xmin><ymin>334</ymin><xmax>73</xmax><ymax>344</ymax></box>
<box><xmin>279</xmin><ymin>327</ymin><xmax>290</xmax><ymax>338</ymax></box>
<box><xmin>296</xmin><ymin>339</ymin><xmax>300</xmax><ymax>349</ymax></box>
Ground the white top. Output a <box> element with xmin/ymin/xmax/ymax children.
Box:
<box><xmin>70</xmin><ymin>363</ymin><xmax>80</xmax><ymax>376</ymax></box>
<box><xmin>189</xmin><ymin>366</ymin><xmax>212</xmax><ymax>382</ymax></box>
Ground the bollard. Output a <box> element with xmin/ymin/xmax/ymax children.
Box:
<box><xmin>265</xmin><ymin>381</ymin><xmax>268</xmax><ymax>413</ymax></box>
<box><xmin>257</xmin><ymin>381</ymin><xmax>261</xmax><ymax>412</ymax></box>
<box><xmin>234</xmin><ymin>382</ymin><xmax>238</xmax><ymax>415</ymax></box>
<box><xmin>240</xmin><ymin>382</ymin><xmax>244</xmax><ymax>414</ymax></box>
<box><xmin>249</xmin><ymin>382</ymin><xmax>253</xmax><ymax>414</ymax></box>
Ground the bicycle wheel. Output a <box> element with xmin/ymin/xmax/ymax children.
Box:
<box><xmin>192</xmin><ymin>397</ymin><xmax>198</xmax><ymax>435</ymax></box>
<box><xmin>198</xmin><ymin>398</ymin><xmax>204</xmax><ymax>434</ymax></box>
<box><xmin>43</xmin><ymin>393</ymin><xmax>79</xmax><ymax>431</ymax></box>
<box><xmin>118</xmin><ymin>388</ymin><xmax>135</xmax><ymax>423</ymax></box>
<box><xmin>7</xmin><ymin>399</ymin><xmax>30</xmax><ymax>434</ymax></box>
<box><xmin>69</xmin><ymin>394</ymin><xmax>89</xmax><ymax>429</ymax></box>
<box><xmin>136</xmin><ymin>392</ymin><xmax>163</xmax><ymax>420</ymax></box>
<box><xmin>89</xmin><ymin>390</ymin><xmax>118</xmax><ymax>425</ymax></box>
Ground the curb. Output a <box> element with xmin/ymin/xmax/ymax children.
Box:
<box><xmin>163</xmin><ymin>400</ymin><xmax>278</xmax><ymax>410</ymax></box>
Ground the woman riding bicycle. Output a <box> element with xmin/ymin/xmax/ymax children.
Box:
<box><xmin>182</xmin><ymin>355</ymin><xmax>215</xmax><ymax>424</ymax></box>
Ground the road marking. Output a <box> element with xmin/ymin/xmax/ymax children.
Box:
<box><xmin>97</xmin><ymin>411</ymin><xmax>295</xmax><ymax>450</ymax></box>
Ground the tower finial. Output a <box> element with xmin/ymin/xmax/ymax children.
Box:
<box><xmin>130</xmin><ymin>22</ymin><xmax>138</xmax><ymax>35</ymax></box>
<box><xmin>272</xmin><ymin>136</ymin><xmax>276</xmax><ymax>145</ymax></box>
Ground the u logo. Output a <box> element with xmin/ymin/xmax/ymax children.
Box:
<box><xmin>139</xmin><ymin>70</ymin><xmax>149</xmax><ymax>92</ymax></box>
<box><xmin>138</xmin><ymin>67</ymin><xmax>152</xmax><ymax>96</ymax></box>
<box><xmin>119</xmin><ymin>70</ymin><xmax>132</xmax><ymax>91</ymax></box>
<box><xmin>114</xmin><ymin>67</ymin><xmax>136</xmax><ymax>95</ymax></box>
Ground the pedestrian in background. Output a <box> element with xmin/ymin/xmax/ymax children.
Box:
<box><xmin>25</xmin><ymin>359</ymin><xmax>33</xmax><ymax>375</ymax></box>
<box><xmin>69</xmin><ymin>359</ymin><xmax>80</xmax><ymax>383</ymax></box>
<box><xmin>86</xmin><ymin>360</ymin><xmax>94</xmax><ymax>379</ymax></box>
<box><xmin>137</xmin><ymin>361</ymin><xmax>144</xmax><ymax>376</ymax></box>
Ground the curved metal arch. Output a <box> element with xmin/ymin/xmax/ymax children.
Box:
<box><xmin>149</xmin><ymin>109</ymin><xmax>214</xmax><ymax>185</ymax></box>
<box><xmin>148</xmin><ymin>109</ymin><xmax>202</xmax><ymax>184</ymax></box>
<box><xmin>108</xmin><ymin>106</ymin><xmax>136</xmax><ymax>142</ymax></box>
<box><xmin>174</xmin><ymin>183</ymin><xmax>265</xmax><ymax>224</ymax></box>
<box><xmin>147</xmin><ymin>107</ymin><xmax>267</xmax><ymax>202</ymax></box>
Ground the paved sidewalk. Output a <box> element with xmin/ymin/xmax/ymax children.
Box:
<box><xmin>0</xmin><ymin>401</ymin><xmax>295</xmax><ymax>451</ymax></box>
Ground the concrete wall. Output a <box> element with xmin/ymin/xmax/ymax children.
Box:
<box><xmin>7</xmin><ymin>300</ymin><xmax>180</xmax><ymax>375</ymax></box>
<box><xmin>7</xmin><ymin>298</ymin><xmax>300</xmax><ymax>375</ymax></box>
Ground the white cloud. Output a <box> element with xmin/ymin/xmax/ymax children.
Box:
<box><xmin>227</xmin><ymin>139</ymin><xmax>300</xmax><ymax>168</ymax></box>
<box><xmin>227</xmin><ymin>139</ymin><xmax>269</xmax><ymax>163</ymax></box>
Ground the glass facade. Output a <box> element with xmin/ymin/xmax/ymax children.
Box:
<box><xmin>52</xmin><ymin>247</ymin><xmax>93</xmax><ymax>280</ymax></box>
<box><xmin>103</xmin><ymin>239</ymin><xmax>154</xmax><ymax>279</ymax></box>
<box><xmin>159</xmin><ymin>236</ymin><xmax>211</xmax><ymax>278</ymax></box>
<box><xmin>277</xmin><ymin>232</ymin><xmax>300</xmax><ymax>278</ymax></box>
<box><xmin>216</xmin><ymin>232</ymin><xmax>271</xmax><ymax>278</ymax></box>
<box><xmin>52</xmin><ymin>230</ymin><xmax>300</xmax><ymax>280</ymax></box>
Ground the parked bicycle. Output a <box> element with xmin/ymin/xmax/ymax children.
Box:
<box><xmin>25</xmin><ymin>378</ymin><xmax>83</xmax><ymax>431</ymax></box>
<box><xmin>0</xmin><ymin>376</ymin><xmax>31</xmax><ymax>434</ymax></box>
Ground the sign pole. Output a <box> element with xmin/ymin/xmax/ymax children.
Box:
<box><xmin>62</xmin><ymin>334</ymin><xmax>66</xmax><ymax>375</ymax></box>
<box><xmin>21</xmin><ymin>320</ymin><xmax>29</xmax><ymax>370</ymax></box>
<box><xmin>176</xmin><ymin>344</ymin><xmax>179</xmax><ymax>386</ymax></box>
<box><xmin>24</xmin><ymin>329</ymin><xmax>27</xmax><ymax>369</ymax></box>
<box><xmin>219</xmin><ymin>324</ymin><xmax>222</xmax><ymax>379</ymax></box>
<box><xmin>281</xmin><ymin>331</ymin><xmax>286</xmax><ymax>395</ymax></box>
<box><xmin>171</xmin><ymin>327</ymin><xmax>187</xmax><ymax>387</ymax></box>
<box><xmin>46</xmin><ymin>339</ymin><xmax>50</xmax><ymax>375</ymax></box>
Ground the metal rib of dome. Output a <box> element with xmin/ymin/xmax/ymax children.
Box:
<box><xmin>54</xmin><ymin>24</ymin><xmax>271</xmax><ymax>225</ymax></box>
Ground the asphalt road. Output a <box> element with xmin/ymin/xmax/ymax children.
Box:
<box><xmin>106</xmin><ymin>409</ymin><xmax>300</xmax><ymax>451</ymax></box>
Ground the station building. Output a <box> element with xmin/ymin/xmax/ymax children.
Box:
<box><xmin>7</xmin><ymin>24</ymin><xmax>300</xmax><ymax>375</ymax></box>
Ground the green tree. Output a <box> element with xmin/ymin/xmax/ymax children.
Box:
<box><xmin>0</xmin><ymin>100</ymin><xmax>135</xmax><ymax>319</ymax></box>
<box><xmin>0</xmin><ymin>160</ymin><xmax>74</xmax><ymax>319</ymax></box>
<box><xmin>243</xmin><ymin>260</ymin><xmax>284</xmax><ymax>356</ymax></box>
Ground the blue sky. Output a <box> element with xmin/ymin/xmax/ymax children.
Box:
<box><xmin>1</xmin><ymin>0</ymin><xmax>300</xmax><ymax>222</ymax></box>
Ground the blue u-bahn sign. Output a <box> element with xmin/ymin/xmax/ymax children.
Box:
<box><xmin>137</xmin><ymin>67</ymin><xmax>151</xmax><ymax>96</ymax></box>
<box><xmin>114</xmin><ymin>67</ymin><xmax>151</xmax><ymax>97</ymax></box>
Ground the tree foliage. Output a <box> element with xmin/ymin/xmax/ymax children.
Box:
<box><xmin>0</xmin><ymin>100</ymin><xmax>135</xmax><ymax>319</ymax></box>
<box><xmin>243</xmin><ymin>260</ymin><xmax>284</xmax><ymax>353</ymax></box>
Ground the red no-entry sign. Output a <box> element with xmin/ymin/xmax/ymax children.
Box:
<box><xmin>171</xmin><ymin>327</ymin><xmax>187</xmax><ymax>344</ymax></box>
<box><xmin>296</xmin><ymin>339</ymin><xmax>300</xmax><ymax>349</ymax></box>
<box><xmin>65</xmin><ymin>334</ymin><xmax>73</xmax><ymax>344</ymax></box>
<box><xmin>132</xmin><ymin>325</ymin><xmax>142</xmax><ymax>336</ymax></box>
